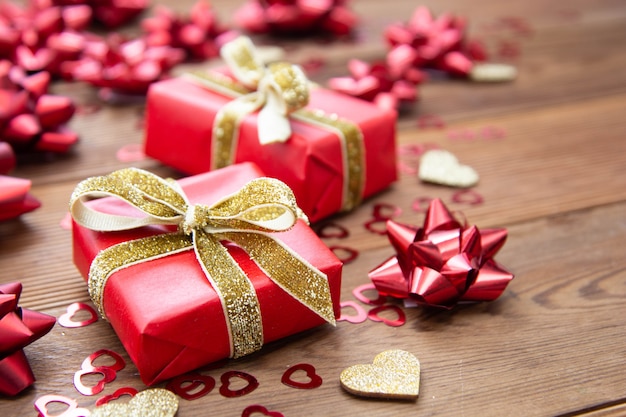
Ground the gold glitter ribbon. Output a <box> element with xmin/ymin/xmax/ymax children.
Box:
<box><xmin>70</xmin><ymin>168</ymin><xmax>336</xmax><ymax>359</ymax></box>
<box><xmin>185</xmin><ymin>36</ymin><xmax>366</xmax><ymax>212</ymax></box>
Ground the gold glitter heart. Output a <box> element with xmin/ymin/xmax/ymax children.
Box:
<box><xmin>340</xmin><ymin>350</ymin><xmax>420</xmax><ymax>400</ymax></box>
<box><xmin>419</xmin><ymin>149</ymin><xmax>479</xmax><ymax>188</ymax></box>
<box><xmin>90</xmin><ymin>388</ymin><xmax>178</xmax><ymax>417</ymax></box>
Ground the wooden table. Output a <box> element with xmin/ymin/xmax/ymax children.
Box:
<box><xmin>2</xmin><ymin>0</ymin><xmax>626</xmax><ymax>415</ymax></box>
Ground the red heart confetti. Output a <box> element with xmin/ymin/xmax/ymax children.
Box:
<box><xmin>316</xmin><ymin>222</ymin><xmax>349</xmax><ymax>239</ymax></box>
<box><xmin>281</xmin><ymin>363</ymin><xmax>323</xmax><ymax>389</ymax></box>
<box><xmin>58</xmin><ymin>302</ymin><xmax>98</xmax><ymax>328</ymax></box>
<box><xmin>411</xmin><ymin>197</ymin><xmax>434</xmax><ymax>213</ymax></box>
<box><xmin>367</xmin><ymin>305</ymin><xmax>406</xmax><ymax>327</ymax></box>
<box><xmin>452</xmin><ymin>189</ymin><xmax>484</xmax><ymax>206</ymax></box>
<box><xmin>364</xmin><ymin>218</ymin><xmax>389</xmax><ymax>235</ymax></box>
<box><xmin>338</xmin><ymin>301</ymin><xmax>367</xmax><ymax>324</ymax></box>
<box><xmin>242</xmin><ymin>404</ymin><xmax>284</xmax><ymax>417</ymax></box>
<box><xmin>166</xmin><ymin>373</ymin><xmax>216</xmax><ymax>401</ymax></box>
<box><xmin>34</xmin><ymin>394</ymin><xmax>90</xmax><ymax>417</ymax></box>
<box><xmin>73</xmin><ymin>366</ymin><xmax>117</xmax><ymax>396</ymax></box>
<box><xmin>82</xmin><ymin>349</ymin><xmax>125</xmax><ymax>372</ymax></box>
<box><xmin>219</xmin><ymin>371</ymin><xmax>259</xmax><ymax>398</ymax></box>
<box><xmin>95</xmin><ymin>386</ymin><xmax>138</xmax><ymax>406</ymax></box>
<box><xmin>329</xmin><ymin>246</ymin><xmax>358</xmax><ymax>264</ymax></box>
<box><xmin>373</xmin><ymin>203</ymin><xmax>402</xmax><ymax>220</ymax></box>
<box><xmin>352</xmin><ymin>283</ymin><xmax>386</xmax><ymax>306</ymax></box>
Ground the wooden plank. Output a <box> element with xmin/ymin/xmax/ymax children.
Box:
<box><xmin>2</xmin><ymin>200</ymin><xmax>625</xmax><ymax>416</ymax></box>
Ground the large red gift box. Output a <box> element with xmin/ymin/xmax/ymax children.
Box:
<box><xmin>144</xmin><ymin>43</ymin><xmax>397</xmax><ymax>222</ymax></box>
<box><xmin>72</xmin><ymin>162</ymin><xmax>342</xmax><ymax>385</ymax></box>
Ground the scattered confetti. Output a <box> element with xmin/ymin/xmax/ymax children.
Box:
<box><xmin>338</xmin><ymin>301</ymin><xmax>368</xmax><ymax>324</ymax></box>
<box><xmin>367</xmin><ymin>304</ymin><xmax>406</xmax><ymax>327</ymax></box>
<box><xmin>452</xmin><ymin>189</ymin><xmax>484</xmax><ymax>205</ymax></box>
<box><xmin>352</xmin><ymin>283</ymin><xmax>386</xmax><ymax>306</ymax></box>
<box><xmin>316</xmin><ymin>222</ymin><xmax>349</xmax><ymax>239</ymax></box>
<box><xmin>242</xmin><ymin>405</ymin><xmax>284</xmax><ymax>417</ymax></box>
<box><xmin>219</xmin><ymin>371</ymin><xmax>259</xmax><ymax>398</ymax></box>
<box><xmin>34</xmin><ymin>394</ymin><xmax>90</xmax><ymax>417</ymax></box>
<box><xmin>165</xmin><ymin>373</ymin><xmax>215</xmax><ymax>401</ymax></box>
<box><xmin>329</xmin><ymin>246</ymin><xmax>358</xmax><ymax>264</ymax></box>
<box><xmin>95</xmin><ymin>387</ymin><xmax>138</xmax><ymax>406</ymax></box>
<box><xmin>58</xmin><ymin>302</ymin><xmax>98</xmax><ymax>328</ymax></box>
<box><xmin>281</xmin><ymin>363</ymin><xmax>323</xmax><ymax>389</ymax></box>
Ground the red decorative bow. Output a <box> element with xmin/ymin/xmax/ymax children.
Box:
<box><xmin>368</xmin><ymin>199</ymin><xmax>514</xmax><ymax>309</ymax></box>
<box><xmin>328</xmin><ymin>58</ymin><xmax>426</xmax><ymax>111</ymax></box>
<box><xmin>235</xmin><ymin>0</ymin><xmax>357</xmax><ymax>37</ymax></box>
<box><xmin>51</xmin><ymin>0</ymin><xmax>148</xmax><ymax>29</ymax></box>
<box><xmin>65</xmin><ymin>34</ymin><xmax>185</xmax><ymax>96</ymax></box>
<box><xmin>141</xmin><ymin>1</ymin><xmax>228</xmax><ymax>61</ymax></box>
<box><xmin>0</xmin><ymin>60</ymin><xmax>77</xmax><ymax>154</ymax></box>
<box><xmin>0</xmin><ymin>175</ymin><xmax>41</xmax><ymax>220</ymax></box>
<box><xmin>384</xmin><ymin>6</ymin><xmax>486</xmax><ymax>77</ymax></box>
<box><xmin>0</xmin><ymin>282</ymin><xmax>55</xmax><ymax>395</ymax></box>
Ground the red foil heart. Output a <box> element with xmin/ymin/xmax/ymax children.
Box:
<box><xmin>166</xmin><ymin>373</ymin><xmax>216</xmax><ymax>401</ymax></box>
<box><xmin>329</xmin><ymin>246</ymin><xmax>358</xmax><ymax>264</ymax></box>
<box><xmin>73</xmin><ymin>366</ymin><xmax>117</xmax><ymax>396</ymax></box>
<box><xmin>367</xmin><ymin>304</ymin><xmax>406</xmax><ymax>327</ymax></box>
<box><xmin>352</xmin><ymin>283</ymin><xmax>386</xmax><ymax>306</ymax></box>
<box><xmin>242</xmin><ymin>404</ymin><xmax>284</xmax><ymax>417</ymax></box>
<box><xmin>338</xmin><ymin>301</ymin><xmax>367</xmax><ymax>324</ymax></box>
<box><xmin>58</xmin><ymin>302</ymin><xmax>98</xmax><ymax>328</ymax></box>
<box><xmin>34</xmin><ymin>394</ymin><xmax>90</xmax><ymax>417</ymax></box>
<box><xmin>95</xmin><ymin>386</ymin><xmax>138</xmax><ymax>406</ymax></box>
<box><xmin>219</xmin><ymin>371</ymin><xmax>259</xmax><ymax>398</ymax></box>
<box><xmin>281</xmin><ymin>363</ymin><xmax>323</xmax><ymax>389</ymax></box>
<box><xmin>316</xmin><ymin>222</ymin><xmax>349</xmax><ymax>239</ymax></box>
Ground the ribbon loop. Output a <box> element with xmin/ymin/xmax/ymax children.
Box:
<box><xmin>70</xmin><ymin>168</ymin><xmax>335</xmax><ymax>359</ymax></box>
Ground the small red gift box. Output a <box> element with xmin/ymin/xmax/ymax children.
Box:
<box><xmin>144</xmin><ymin>37</ymin><xmax>397</xmax><ymax>222</ymax></box>
<box><xmin>71</xmin><ymin>162</ymin><xmax>342</xmax><ymax>385</ymax></box>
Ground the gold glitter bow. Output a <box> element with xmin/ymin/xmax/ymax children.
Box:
<box><xmin>185</xmin><ymin>36</ymin><xmax>366</xmax><ymax>212</ymax></box>
<box><xmin>70</xmin><ymin>168</ymin><xmax>336</xmax><ymax>359</ymax></box>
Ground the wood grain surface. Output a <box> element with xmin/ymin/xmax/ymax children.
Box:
<box><xmin>2</xmin><ymin>0</ymin><xmax>626</xmax><ymax>416</ymax></box>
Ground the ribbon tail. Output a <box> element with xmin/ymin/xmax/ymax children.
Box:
<box><xmin>88</xmin><ymin>233</ymin><xmax>194</xmax><ymax>318</ymax></box>
<box><xmin>258</xmin><ymin>91</ymin><xmax>292</xmax><ymax>144</ymax></box>
<box><xmin>223</xmin><ymin>231</ymin><xmax>336</xmax><ymax>326</ymax></box>
<box><xmin>212</xmin><ymin>93</ymin><xmax>263</xmax><ymax>170</ymax></box>
<box><xmin>193</xmin><ymin>230</ymin><xmax>264</xmax><ymax>358</ymax></box>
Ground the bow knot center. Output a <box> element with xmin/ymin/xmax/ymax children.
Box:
<box><xmin>182</xmin><ymin>204</ymin><xmax>210</xmax><ymax>235</ymax></box>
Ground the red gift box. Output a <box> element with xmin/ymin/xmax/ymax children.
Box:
<box><xmin>144</xmin><ymin>38</ymin><xmax>397</xmax><ymax>223</ymax></box>
<box><xmin>71</xmin><ymin>162</ymin><xmax>342</xmax><ymax>385</ymax></box>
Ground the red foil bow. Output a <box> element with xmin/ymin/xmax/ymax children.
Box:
<box><xmin>0</xmin><ymin>61</ymin><xmax>77</xmax><ymax>152</ymax></box>
<box><xmin>0</xmin><ymin>282</ymin><xmax>55</xmax><ymax>395</ymax></box>
<box><xmin>368</xmin><ymin>199</ymin><xmax>514</xmax><ymax>309</ymax></box>
<box><xmin>0</xmin><ymin>175</ymin><xmax>41</xmax><ymax>220</ymax></box>
<box><xmin>384</xmin><ymin>6</ymin><xmax>485</xmax><ymax>77</ymax></box>
<box><xmin>141</xmin><ymin>1</ymin><xmax>228</xmax><ymax>61</ymax></box>
<box><xmin>0</xmin><ymin>60</ymin><xmax>77</xmax><ymax>153</ymax></box>
<box><xmin>52</xmin><ymin>0</ymin><xmax>148</xmax><ymax>29</ymax></box>
<box><xmin>234</xmin><ymin>0</ymin><xmax>357</xmax><ymax>37</ymax></box>
<box><xmin>328</xmin><ymin>58</ymin><xmax>425</xmax><ymax>111</ymax></box>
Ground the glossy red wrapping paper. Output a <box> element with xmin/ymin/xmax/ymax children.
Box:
<box><xmin>143</xmin><ymin>76</ymin><xmax>397</xmax><ymax>222</ymax></box>
<box><xmin>72</xmin><ymin>163</ymin><xmax>342</xmax><ymax>385</ymax></box>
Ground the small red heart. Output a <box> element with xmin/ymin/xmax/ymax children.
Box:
<box><xmin>82</xmin><ymin>349</ymin><xmax>125</xmax><ymax>372</ymax></box>
<box><xmin>242</xmin><ymin>404</ymin><xmax>284</xmax><ymax>417</ymax></box>
<box><xmin>364</xmin><ymin>218</ymin><xmax>388</xmax><ymax>235</ymax></box>
<box><xmin>412</xmin><ymin>197</ymin><xmax>434</xmax><ymax>213</ymax></box>
<box><xmin>73</xmin><ymin>366</ymin><xmax>116</xmax><ymax>396</ymax></box>
<box><xmin>329</xmin><ymin>246</ymin><xmax>358</xmax><ymax>264</ymax></box>
<box><xmin>368</xmin><ymin>304</ymin><xmax>406</xmax><ymax>327</ymax></box>
<box><xmin>352</xmin><ymin>283</ymin><xmax>386</xmax><ymax>306</ymax></box>
<box><xmin>58</xmin><ymin>302</ymin><xmax>98</xmax><ymax>328</ymax></box>
<box><xmin>338</xmin><ymin>301</ymin><xmax>367</xmax><ymax>324</ymax></box>
<box><xmin>372</xmin><ymin>203</ymin><xmax>402</xmax><ymax>220</ymax></box>
<box><xmin>95</xmin><ymin>386</ymin><xmax>138</xmax><ymax>406</ymax></box>
<box><xmin>165</xmin><ymin>373</ymin><xmax>216</xmax><ymax>401</ymax></box>
<box><xmin>316</xmin><ymin>222</ymin><xmax>349</xmax><ymax>239</ymax></box>
<box><xmin>34</xmin><ymin>394</ymin><xmax>90</xmax><ymax>417</ymax></box>
<box><xmin>281</xmin><ymin>363</ymin><xmax>323</xmax><ymax>389</ymax></box>
<box><xmin>219</xmin><ymin>371</ymin><xmax>259</xmax><ymax>398</ymax></box>
<box><xmin>452</xmin><ymin>189</ymin><xmax>484</xmax><ymax>206</ymax></box>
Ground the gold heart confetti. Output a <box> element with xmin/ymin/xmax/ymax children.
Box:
<box><xmin>340</xmin><ymin>350</ymin><xmax>421</xmax><ymax>400</ymax></box>
<box><xmin>419</xmin><ymin>149</ymin><xmax>479</xmax><ymax>188</ymax></box>
<box><xmin>90</xmin><ymin>388</ymin><xmax>178</xmax><ymax>417</ymax></box>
